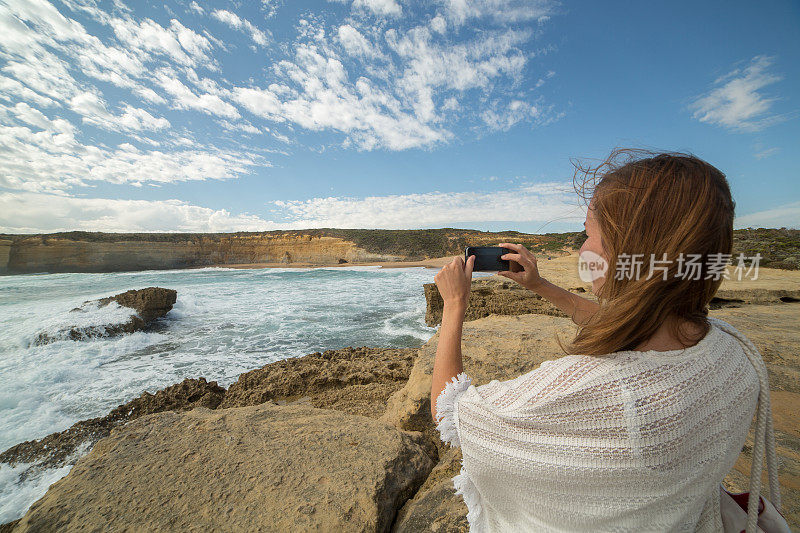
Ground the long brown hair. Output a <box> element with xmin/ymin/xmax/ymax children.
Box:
<box><xmin>562</xmin><ymin>148</ymin><xmax>736</xmax><ymax>356</ymax></box>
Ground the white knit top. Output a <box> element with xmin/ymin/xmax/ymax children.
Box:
<box><xmin>435</xmin><ymin>316</ymin><xmax>765</xmax><ymax>532</ymax></box>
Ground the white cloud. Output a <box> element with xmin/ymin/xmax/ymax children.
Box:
<box><xmin>109</xmin><ymin>16</ymin><xmax>212</xmax><ymax>67</ymax></box>
<box><xmin>337</xmin><ymin>24</ymin><xmax>378</xmax><ymax>58</ymax></box>
<box><xmin>481</xmin><ymin>99</ymin><xmax>539</xmax><ymax>131</ymax></box>
<box><xmin>386</xmin><ymin>26</ymin><xmax>529</xmax><ymax>122</ymax></box>
<box><xmin>0</xmin><ymin>191</ymin><xmax>276</xmax><ymax>233</ymax></box>
<box><xmin>155</xmin><ymin>70</ymin><xmax>240</xmax><ymax>118</ymax></box>
<box><xmin>443</xmin><ymin>0</ymin><xmax>555</xmax><ymax>25</ymax></box>
<box><xmin>754</xmin><ymin>146</ymin><xmax>779</xmax><ymax>160</ymax></box>
<box><xmin>430</xmin><ymin>15</ymin><xmax>447</xmax><ymax>33</ymax></box>
<box><xmin>734</xmin><ymin>201</ymin><xmax>800</xmax><ymax>229</ymax></box>
<box><xmin>0</xmin><ymin>179</ymin><xmax>587</xmax><ymax>233</ymax></box>
<box><xmin>188</xmin><ymin>1</ymin><xmax>204</xmax><ymax>15</ymax></box>
<box><xmin>231</xmin><ymin>43</ymin><xmax>450</xmax><ymax>150</ymax></box>
<box><xmin>352</xmin><ymin>0</ymin><xmax>402</xmax><ymax>17</ymax></box>
<box><xmin>270</xmin><ymin>182</ymin><xmax>579</xmax><ymax>229</ymax></box>
<box><xmin>690</xmin><ymin>55</ymin><xmax>786</xmax><ymax>132</ymax></box>
<box><xmin>211</xmin><ymin>9</ymin><xmax>270</xmax><ymax>47</ymax></box>
<box><xmin>68</xmin><ymin>92</ymin><xmax>170</xmax><ymax>131</ymax></box>
<box><xmin>0</xmin><ymin>109</ymin><xmax>262</xmax><ymax>193</ymax></box>
<box><xmin>9</xmin><ymin>102</ymin><xmax>51</xmax><ymax>129</ymax></box>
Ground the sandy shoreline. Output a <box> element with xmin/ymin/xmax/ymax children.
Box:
<box><xmin>200</xmin><ymin>255</ymin><xmax>463</xmax><ymax>270</ymax></box>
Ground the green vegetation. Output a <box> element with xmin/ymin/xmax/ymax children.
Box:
<box><xmin>732</xmin><ymin>227</ymin><xmax>799</xmax><ymax>270</ymax></box>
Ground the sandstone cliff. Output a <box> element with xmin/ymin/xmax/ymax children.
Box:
<box><xmin>2</xmin><ymin>227</ymin><xmax>797</xmax><ymax>275</ymax></box>
<box><xmin>0</xmin><ymin>233</ymin><xmax>405</xmax><ymax>275</ymax></box>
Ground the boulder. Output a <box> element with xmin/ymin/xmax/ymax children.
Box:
<box><xmin>392</xmin><ymin>447</ymin><xmax>468</xmax><ymax>533</ymax></box>
<box><xmin>221</xmin><ymin>346</ymin><xmax>415</xmax><ymax>419</ymax></box>
<box><xmin>12</xmin><ymin>404</ymin><xmax>435</xmax><ymax>533</ymax></box>
<box><xmin>34</xmin><ymin>287</ymin><xmax>177</xmax><ymax>344</ymax></box>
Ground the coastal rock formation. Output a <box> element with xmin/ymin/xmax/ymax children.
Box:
<box><xmin>1</xmin><ymin>233</ymin><xmax>405</xmax><ymax>274</ymax></box>
<box><xmin>12</xmin><ymin>404</ymin><xmax>435</xmax><ymax>533</ymax></box>
<box><xmin>221</xmin><ymin>346</ymin><xmax>417</xmax><ymax>419</ymax></box>
<box><xmin>424</xmin><ymin>276</ymin><xmax>800</xmax><ymax>327</ymax></box>
<box><xmin>392</xmin><ymin>447</ymin><xmax>468</xmax><ymax>533</ymax></box>
<box><xmin>4</xmin><ymin>268</ymin><xmax>799</xmax><ymax>530</ymax></box>
<box><xmin>709</xmin><ymin>288</ymin><xmax>800</xmax><ymax>308</ymax></box>
<box><xmin>0</xmin><ymin>377</ymin><xmax>224</xmax><ymax>470</ymax></box>
<box><xmin>90</xmin><ymin>286</ymin><xmax>178</xmax><ymax>324</ymax></box>
<box><xmin>0</xmin><ymin>239</ymin><xmax>11</xmax><ymax>275</ymax></box>
<box><xmin>34</xmin><ymin>287</ymin><xmax>177</xmax><ymax>344</ymax></box>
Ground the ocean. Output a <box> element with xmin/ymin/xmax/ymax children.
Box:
<box><xmin>0</xmin><ymin>264</ymin><xmax>494</xmax><ymax>523</ymax></box>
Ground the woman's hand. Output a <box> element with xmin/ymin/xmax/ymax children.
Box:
<box><xmin>498</xmin><ymin>242</ymin><xmax>544</xmax><ymax>291</ymax></box>
<box><xmin>434</xmin><ymin>255</ymin><xmax>476</xmax><ymax>310</ymax></box>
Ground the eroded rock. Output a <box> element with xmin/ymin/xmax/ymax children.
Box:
<box><xmin>221</xmin><ymin>346</ymin><xmax>416</xmax><ymax>418</ymax></box>
<box><xmin>12</xmin><ymin>404</ymin><xmax>435</xmax><ymax>533</ymax></box>
<box><xmin>392</xmin><ymin>447</ymin><xmax>468</xmax><ymax>533</ymax></box>
<box><xmin>0</xmin><ymin>377</ymin><xmax>224</xmax><ymax>471</ymax></box>
<box><xmin>34</xmin><ymin>287</ymin><xmax>177</xmax><ymax>344</ymax></box>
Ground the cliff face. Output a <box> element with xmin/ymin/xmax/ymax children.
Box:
<box><xmin>2</xmin><ymin>234</ymin><xmax>405</xmax><ymax>274</ymax></box>
<box><xmin>0</xmin><ymin>239</ymin><xmax>11</xmax><ymax>274</ymax></box>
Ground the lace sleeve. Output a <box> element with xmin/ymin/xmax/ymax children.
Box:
<box><xmin>434</xmin><ymin>372</ymin><xmax>473</xmax><ymax>447</ymax></box>
<box><xmin>434</xmin><ymin>356</ymin><xmax>609</xmax><ymax>450</ymax></box>
<box><xmin>434</xmin><ymin>361</ymin><xmax>562</xmax><ymax>448</ymax></box>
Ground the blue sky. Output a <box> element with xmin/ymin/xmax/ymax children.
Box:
<box><xmin>0</xmin><ymin>0</ymin><xmax>798</xmax><ymax>233</ymax></box>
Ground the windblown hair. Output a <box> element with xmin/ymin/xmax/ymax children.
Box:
<box><xmin>562</xmin><ymin>148</ymin><xmax>736</xmax><ymax>356</ymax></box>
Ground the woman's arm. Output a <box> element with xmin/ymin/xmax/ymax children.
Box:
<box><xmin>529</xmin><ymin>277</ymin><xmax>600</xmax><ymax>326</ymax></box>
<box><xmin>430</xmin><ymin>301</ymin><xmax>467</xmax><ymax>421</ymax></box>
<box><xmin>498</xmin><ymin>242</ymin><xmax>600</xmax><ymax>326</ymax></box>
<box><xmin>429</xmin><ymin>255</ymin><xmax>474</xmax><ymax>422</ymax></box>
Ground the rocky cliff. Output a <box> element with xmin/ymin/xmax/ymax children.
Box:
<box><xmin>0</xmin><ymin>232</ymin><xmax>408</xmax><ymax>274</ymax></box>
<box><xmin>2</xmin><ymin>227</ymin><xmax>797</xmax><ymax>275</ymax></box>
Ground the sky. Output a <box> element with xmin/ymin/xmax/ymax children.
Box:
<box><xmin>0</xmin><ymin>0</ymin><xmax>798</xmax><ymax>234</ymax></box>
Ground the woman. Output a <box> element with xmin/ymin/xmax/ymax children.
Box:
<box><xmin>430</xmin><ymin>150</ymin><xmax>780</xmax><ymax>532</ymax></box>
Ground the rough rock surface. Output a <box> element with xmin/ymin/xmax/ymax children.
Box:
<box><xmin>392</xmin><ymin>447</ymin><xmax>468</xmax><ymax>533</ymax></box>
<box><xmin>34</xmin><ymin>287</ymin><xmax>177</xmax><ymax>344</ymax></box>
<box><xmin>0</xmin><ymin>378</ymin><xmax>224</xmax><ymax>471</ymax></box>
<box><xmin>1</xmin><ymin>346</ymin><xmax>415</xmax><ymax>478</ymax></box>
<box><xmin>12</xmin><ymin>404</ymin><xmax>435</xmax><ymax>533</ymax></box>
<box><xmin>220</xmin><ymin>346</ymin><xmax>416</xmax><ymax>418</ymax></box>
<box><xmin>383</xmin><ymin>302</ymin><xmax>800</xmax><ymax>530</ymax></box>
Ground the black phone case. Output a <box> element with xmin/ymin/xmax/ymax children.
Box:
<box><xmin>465</xmin><ymin>246</ymin><xmax>511</xmax><ymax>272</ymax></box>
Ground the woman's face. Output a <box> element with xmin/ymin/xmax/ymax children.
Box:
<box><xmin>578</xmin><ymin>199</ymin><xmax>607</xmax><ymax>295</ymax></box>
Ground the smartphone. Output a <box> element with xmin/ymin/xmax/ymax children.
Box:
<box><xmin>465</xmin><ymin>246</ymin><xmax>512</xmax><ymax>272</ymax></box>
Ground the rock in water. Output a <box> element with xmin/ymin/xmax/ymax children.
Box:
<box><xmin>12</xmin><ymin>404</ymin><xmax>435</xmax><ymax>532</ymax></box>
<box><xmin>89</xmin><ymin>286</ymin><xmax>177</xmax><ymax>324</ymax></box>
<box><xmin>34</xmin><ymin>287</ymin><xmax>177</xmax><ymax>344</ymax></box>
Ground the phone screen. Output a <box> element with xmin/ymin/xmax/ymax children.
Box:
<box><xmin>465</xmin><ymin>246</ymin><xmax>512</xmax><ymax>272</ymax></box>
